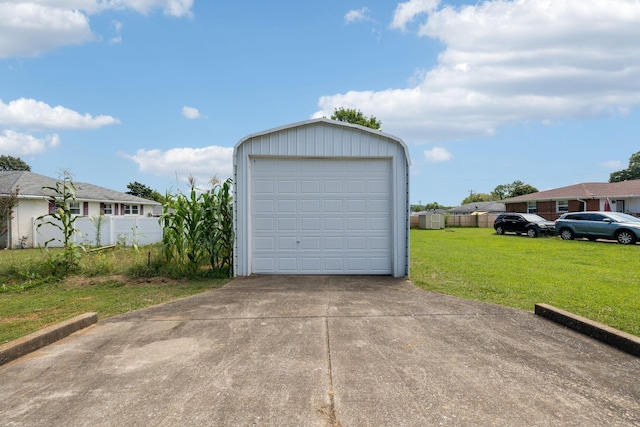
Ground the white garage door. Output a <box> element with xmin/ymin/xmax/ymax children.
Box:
<box><xmin>251</xmin><ymin>157</ymin><xmax>392</xmax><ymax>274</ymax></box>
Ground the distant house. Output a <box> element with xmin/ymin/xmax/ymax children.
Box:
<box><xmin>447</xmin><ymin>201</ymin><xmax>506</xmax><ymax>215</ymax></box>
<box><xmin>0</xmin><ymin>171</ymin><xmax>162</xmax><ymax>249</ymax></box>
<box><xmin>501</xmin><ymin>180</ymin><xmax>640</xmax><ymax>220</ymax></box>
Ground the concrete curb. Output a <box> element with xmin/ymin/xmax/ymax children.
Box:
<box><xmin>0</xmin><ymin>312</ymin><xmax>98</xmax><ymax>366</ymax></box>
<box><xmin>535</xmin><ymin>303</ymin><xmax>640</xmax><ymax>357</ymax></box>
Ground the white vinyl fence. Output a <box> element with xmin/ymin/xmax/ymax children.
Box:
<box><xmin>33</xmin><ymin>216</ymin><xmax>162</xmax><ymax>248</ymax></box>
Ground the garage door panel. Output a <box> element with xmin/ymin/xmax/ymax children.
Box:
<box><xmin>346</xmin><ymin>218</ymin><xmax>366</xmax><ymax>231</ymax></box>
<box><xmin>278</xmin><ymin>199</ymin><xmax>296</xmax><ymax>213</ymax></box>
<box><xmin>301</xmin><ymin>258</ymin><xmax>321</xmax><ymax>271</ymax></box>
<box><xmin>347</xmin><ymin>161</ymin><xmax>367</xmax><ymax>172</ymax></box>
<box><xmin>370</xmin><ymin>217</ymin><xmax>389</xmax><ymax>230</ymax></box>
<box><xmin>254</xmin><ymin>218</ymin><xmax>274</xmax><ymax>231</ymax></box>
<box><xmin>324</xmin><ymin>200</ymin><xmax>343</xmax><ymax>212</ymax></box>
<box><xmin>324</xmin><ymin>237</ymin><xmax>343</xmax><ymax>250</ymax></box>
<box><xmin>370</xmin><ymin>237</ymin><xmax>390</xmax><ymax>250</ymax></box>
<box><xmin>347</xmin><ymin>180</ymin><xmax>366</xmax><ymax>193</ymax></box>
<box><xmin>254</xmin><ymin>237</ymin><xmax>274</xmax><ymax>250</ymax></box>
<box><xmin>323</xmin><ymin>217</ymin><xmax>343</xmax><ymax>231</ymax></box>
<box><xmin>301</xmin><ymin>237</ymin><xmax>320</xmax><ymax>250</ymax></box>
<box><xmin>251</xmin><ymin>158</ymin><xmax>391</xmax><ymax>275</ymax></box>
<box><xmin>277</xmin><ymin>218</ymin><xmax>297</xmax><ymax>231</ymax></box>
<box><xmin>278</xmin><ymin>181</ymin><xmax>296</xmax><ymax>193</ymax></box>
<box><xmin>254</xmin><ymin>200</ymin><xmax>274</xmax><ymax>213</ymax></box>
<box><xmin>301</xmin><ymin>181</ymin><xmax>320</xmax><ymax>193</ymax></box>
<box><xmin>347</xmin><ymin>258</ymin><xmax>367</xmax><ymax>271</ymax></box>
<box><xmin>278</xmin><ymin>258</ymin><xmax>297</xmax><ymax>271</ymax></box>
<box><xmin>323</xmin><ymin>162</ymin><xmax>342</xmax><ymax>172</ymax></box>
<box><xmin>254</xmin><ymin>258</ymin><xmax>274</xmax><ymax>271</ymax></box>
<box><xmin>300</xmin><ymin>219</ymin><xmax>320</xmax><ymax>231</ymax></box>
<box><xmin>324</xmin><ymin>181</ymin><xmax>343</xmax><ymax>193</ymax></box>
<box><xmin>301</xmin><ymin>199</ymin><xmax>320</xmax><ymax>212</ymax></box>
<box><xmin>347</xmin><ymin>237</ymin><xmax>366</xmax><ymax>250</ymax></box>
<box><xmin>347</xmin><ymin>199</ymin><xmax>366</xmax><ymax>212</ymax></box>
<box><xmin>277</xmin><ymin>237</ymin><xmax>297</xmax><ymax>250</ymax></box>
<box><xmin>369</xmin><ymin>257</ymin><xmax>391</xmax><ymax>272</ymax></box>
<box><xmin>370</xmin><ymin>200</ymin><xmax>388</xmax><ymax>212</ymax></box>
<box><xmin>324</xmin><ymin>258</ymin><xmax>343</xmax><ymax>271</ymax></box>
<box><xmin>254</xmin><ymin>181</ymin><xmax>274</xmax><ymax>193</ymax></box>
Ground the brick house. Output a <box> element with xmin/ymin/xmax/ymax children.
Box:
<box><xmin>502</xmin><ymin>180</ymin><xmax>640</xmax><ymax>220</ymax></box>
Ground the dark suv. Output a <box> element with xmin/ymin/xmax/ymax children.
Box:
<box><xmin>554</xmin><ymin>211</ymin><xmax>640</xmax><ymax>244</ymax></box>
<box><xmin>493</xmin><ymin>213</ymin><xmax>555</xmax><ymax>237</ymax></box>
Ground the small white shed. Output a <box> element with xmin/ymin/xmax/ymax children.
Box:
<box><xmin>233</xmin><ymin>118</ymin><xmax>410</xmax><ymax>278</ymax></box>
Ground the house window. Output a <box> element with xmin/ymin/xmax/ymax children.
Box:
<box><xmin>69</xmin><ymin>202</ymin><xmax>81</xmax><ymax>215</ymax></box>
<box><xmin>614</xmin><ymin>200</ymin><xmax>625</xmax><ymax>213</ymax></box>
<box><xmin>102</xmin><ymin>203</ymin><xmax>113</xmax><ymax>215</ymax></box>
<box><xmin>556</xmin><ymin>200</ymin><xmax>569</xmax><ymax>212</ymax></box>
<box><xmin>527</xmin><ymin>202</ymin><xmax>537</xmax><ymax>214</ymax></box>
<box><xmin>123</xmin><ymin>204</ymin><xmax>139</xmax><ymax>215</ymax></box>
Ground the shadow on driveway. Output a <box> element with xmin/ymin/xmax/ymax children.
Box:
<box><xmin>1</xmin><ymin>275</ymin><xmax>638</xmax><ymax>426</ymax></box>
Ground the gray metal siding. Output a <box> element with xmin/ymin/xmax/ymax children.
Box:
<box><xmin>240</xmin><ymin>123</ymin><xmax>400</xmax><ymax>158</ymax></box>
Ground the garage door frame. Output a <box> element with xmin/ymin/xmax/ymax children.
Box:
<box><xmin>249</xmin><ymin>156</ymin><xmax>394</xmax><ymax>275</ymax></box>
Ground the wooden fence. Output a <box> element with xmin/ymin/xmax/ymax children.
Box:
<box><xmin>446</xmin><ymin>213</ymin><xmax>500</xmax><ymax>228</ymax></box>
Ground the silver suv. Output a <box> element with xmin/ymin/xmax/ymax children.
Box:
<box><xmin>554</xmin><ymin>211</ymin><xmax>640</xmax><ymax>245</ymax></box>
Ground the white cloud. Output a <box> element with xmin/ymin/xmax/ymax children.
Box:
<box><xmin>0</xmin><ymin>0</ymin><xmax>194</xmax><ymax>58</ymax></box>
<box><xmin>0</xmin><ymin>3</ymin><xmax>95</xmax><ymax>58</ymax></box>
<box><xmin>390</xmin><ymin>0</ymin><xmax>439</xmax><ymax>31</ymax></box>
<box><xmin>344</xmin><ymin>7</ymin><xmax>371</xmax><ymax>24</ymax></box>
<box><xmin>109</xmin><ymin>20</ymin><xmax>124</xmax><ymax>44</ymax></box>
<box><xmin>317</xmin><ymin>0</ymin><xmax>640</xmax><ymax>144</ymax></box>
<box><xmin>0</xmin><ymin>98</ymin><xmax>117</xmax><ymax>156</ymax></box>
<box><xmin>0</xmin><ymin>98</ymin><xmax>120</xmax><ymax>130</ymax></box>
<box><xmin>424</xmin><ymin>146</ymin><xmax>452</xmax><ymax>162</ymax></box>
<box><xmin>121</xmin><ymin>145</ymin><xmax>234</xmax><ymax>186</ymax></box>
<box><xmin>0</xmin><ymin>130</ymin><xmax>60</xmax><ymax>155</ymax></box>
<box><xmin>601</xmin><ymin>160</ymin><xmax>623</xmax><ymax>169</ymax></box>
<box><xmin>182</xmin><ymin>106</ymin><xmax>203</xmax><ymax>119</ymax></box>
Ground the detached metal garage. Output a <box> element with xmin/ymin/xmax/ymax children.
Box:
<box><xmin>233</xmin><ymin>118</ymin><xmax>410</xmax><ymax>278</ymax></box>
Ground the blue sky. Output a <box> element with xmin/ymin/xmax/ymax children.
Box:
<box><xmin>1</xmin><ymin>0</ymin><xmax>640</xmax><ymax>206</ymax></box>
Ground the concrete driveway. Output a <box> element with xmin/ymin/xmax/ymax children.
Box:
<box><xmin>1</xmin><ymin>276</ymin><xmax>639</xmax><ymax>426</ymax></box>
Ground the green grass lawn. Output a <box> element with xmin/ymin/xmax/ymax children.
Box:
<box><xmin>410</xmin><ymin>228</ymin><xmax>640</xmax><ymax>337</ymax></box>
<box><xmin>0</xmin><ymin>246</ymin><xmax>229</xmax><ymax>344</ymax></box>
<box><xmin>2</xmin><ymin>230</ymin><xmax>639</xmax><ymax>344</ymax></box>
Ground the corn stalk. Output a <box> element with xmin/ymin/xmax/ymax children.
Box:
<box><xmin>161</xmin><ymin>177</ymin><xmax>233</xmax><ymax>277</ymax></box>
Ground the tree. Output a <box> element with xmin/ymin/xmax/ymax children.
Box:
<box><xmin>126</xmin><ymin>181</ymin><xmax>164</xmax><ymax>203</ymax></box>
<box><xmin>491</xmin><ymin>180</ymin><xmax>538</xmax><ymax>199</ymax></box>
<box><xmin>610</xmin><ymin>151</ymin><xmax>640</xmax><ymax>182</ymax></box>
<box><xmin>411</xmin><ymin>201</ymin><xmax>450</xmax><ymax>212</ymax></box>
<box><xmin>460</xmin><ymin>192</ymin><xmax>494</xmax><ymax>205</ymax></box>
<box><xmin>0</xmin><ymin>186</ymin><xmax>19</xmax><ymax>242</ymax></box>
<box><xmin>0</xmin><ymin>155</ymin><xmax>31</xmax><ymax>171</ymax></box>
<box><xmin>330</xmin><ymin>107</ymin><xmax>381</xmax><ymax>130</ymax></box>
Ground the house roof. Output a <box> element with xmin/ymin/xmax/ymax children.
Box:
<box><xmin>448</xmin><ymin>201</ymin><xmax>505</xmax><ymax>214</ymax></box>
<box><xmin>0</xmin><ymin>171</ymin><xmax>160</xmax><ymax>205</ymax></box>
<box><xmin>502</xmin><ymin>180</ymin><xmax>640</xmax><ymax>203</ymax></box>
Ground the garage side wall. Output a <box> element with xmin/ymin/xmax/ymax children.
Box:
<box><xmin>234</xmin><ymin>121</ymin><xmax>409</xmax><ymax>278</ymax></box>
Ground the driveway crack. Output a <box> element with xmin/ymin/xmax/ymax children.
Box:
<box><xmin>320</xmin><ymin>311</ymin><xmax>341</xmax><ymax>427</ymax></box>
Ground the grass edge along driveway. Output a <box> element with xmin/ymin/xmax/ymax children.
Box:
<box><xmin>410</xmin><ymin>228</ymin><xmax>640</xmax><ymax>337</ymax></box>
